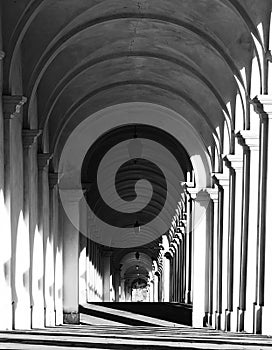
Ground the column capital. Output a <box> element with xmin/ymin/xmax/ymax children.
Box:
<box><xmin>3</xmin><ymin>95</ymin><xmax>27</xmax><ymax>119</ymax></box>
<box><xmin>236</xmin><ymin>130</ymin><xmax>259</xmax><ymax>151</ymax></box>
<box><xmin>212</xmin><ymin>173</ymin><xmax>229</xmax><ymax>188</ymax></box>
<box><xmin>186</xmin><ymin>187</ymin><xmax>198</xmax><ymax>199</ymax></box>
<box><xmin>0</xmin><ymin>51</ymin><xmax>5</xmax><ymax>60</ymax></box>
<box><xmin>170</xmin><ymin>241</ymin><xmax>178</xmax><ymax>252</ymax></box>
<box><xmin>22</xmin><ymin>129</ymin><xmax>42</xmax><ymax>148</ymax></box>
<box><xmin>38</xmin><ymin>153</ymin><xmax>53</xmax><ymax>170</ymax></box>
<box><xmin>180</xmin><ymin>181</ymin><xmax>195</xmax><ymax>191</ymax></box>
<box><xmin>251</xmin><ymin>96</ymin><xmax>272</xmax><ymax>118</ymax></box>
<box><xmin>175</xmin><ymin>227</ymin><xmax>185</xmax><ymax>239</ymax></box>
<box><xmin>173</xmin><ymin>236</ymin><xmax>181</xmax><ymax>246</ymax></box>
<box><xmin>223</xmin><ymin>155</ymin><xmax>243</xmax><ymax>171</ymax></box>
<box><xmin>187</xmin><ymin>188</ymin><xmax>210</xmax><ymax>202</ymax></box>
<box><xmin>49</xmin><ymin>172</ymin><xmax>59</xmax><ymax>189</ymax></box>
<box><xmin>206</xmin><ymin>188</ymin><xmax>219</xmax><ymax>202</ymax></box>
<box><xmin>164</xmin><ymin>251</ymin><xmax>173</xmax><ymax>259</ymax></box>
<box><xmin>180</xmin><ymin>220</ymin><xmax>187</xmax><ymax>229</ymax></box>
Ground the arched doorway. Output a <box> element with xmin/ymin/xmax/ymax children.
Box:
<box><xmin>58</xmin><ymin>102</ymin><xmax>212</xmax><ymax>327</ymax></box>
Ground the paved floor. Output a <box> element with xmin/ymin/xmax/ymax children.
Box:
<box><xmin>1</xmin><ymin>325</ymin><xmax>272</xmax><ymax>349</ymax></box>
<box><xmin>80</xmin><ymin>303</ymin><xmax>188</xmax><ymax>327</ymax></box>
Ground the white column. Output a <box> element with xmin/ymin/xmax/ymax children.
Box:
<box><xmin>121</xmin><ymin>278</ymin><xmax>125</xmax><ymax>302</ymax></box>
<box><xmin>224</xmin><ymin>155</ymin><xmax>243</xmax><ymax>332</ymax></box>
<box><xmin>236</xmin><ymin>131</ymin><xmax>259</xmax><ymax>333</ymax></box>
<box><xmin>0</xmin><ymin>54</ymin><xmax>11</xmax><ymax>331</ymax></box>
<box><xmin>16</xmin><ymin>130</ymin><xmax>41</xmax><ymax>329</ymax></box>
<box><xmin>207</xmin><ymin>189</ymin><xmax>219</xmax><ymax>328</ymax></box>
<box><xmin>153</xmin><ymin>273</ymin><xmax>159</xmax><ymax>302</ymax></box>
<box><xmin>250</xmin><ymin>98</ymin><xmax>268</xmax><ymax>333</ymax></box>
<box><xmin>253</xmin><ymin>96</ymin><xmax>272</xmax><ymax>335</ymax></box>
<box><xmin>174</xmin><ymin>240</ymin><xmax>180</xmax><ymax>302</ymax></box>
<box><xmin>114</xmin><ymin>268</ymin><xmax>121</xmax><ymax>302</ymax></box>
<box><xmin>78</xmin><ymin>233</ymin><xmax>87</xmax><ymax>305</ymax></box>
<box><xmin>189</xmin><ymin>189</ymin><xmax>211</xmax><ymax>328</ymax></box>
<box><xmin>163</xmin><ymin>253</ymin><xmax>171</xmax><ymax>302</ymax></box>
<box><xmin>78</xmin><ymin>200</ymin><xmax>88</xmax><ymax>305</ymax></box>
<box><xmin>184</xmin><ymin>189</ymin><xmax>193</xmax><ymax>304</ymax></box>
<box><xmin>213</xmin><ymin>174</ymin><xmax>230</xmax><ymax>331</ymax></box>
<box><xmin>61</xmin><ymin>189</ymin><xmax>82</xmax><ymax>324</ymax></box>
<box><xmin>49</xmin><ymin>173</ymin><xmax>63</xmax><ymax>326</ymax></box>
<box><xmin>87</xmin><ymin>239</ymin><xmax>94</xmax><ymax>302</ymax></box>
<box><xmin>1</xmin><ymin>96</ymin><xmax>25</xmax><ymax>330</ymax></box>
<box><xmin>149</xmin><ymin>272</ymin><xmax>154</xmax><ymax>302</ymax></box>
<box><xmin>266</xmin><ymin>14</ymin><xmax>272</xmax><ymax>94</ymax></box>
<box><xmin>38</xmin><ymin>153</ymin><xmax>54</xmax><ymax>327</ymax></box>
<box><xmin>0</xmin><ymin>51</ymin><xmax>5</xmax><ymax>188</ymax></box>
<box><xmin>103</xmin><ymin>251</ymin><xmax>112</xmax><ymax>302</ymax></box>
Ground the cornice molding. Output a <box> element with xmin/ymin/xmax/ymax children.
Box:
<box><xmin>251</xmin><ymin>95</ymin><xmax>272</xmax><ymax>117</ymax></box>
<box><xmin>0</xmin><ymin>51</ymin><xmax>5</xmax><ymax>60</ymax></box>
<box><xmin>3</xmin><ymin>95</ymin><xmax>27</xmax><ymax>119</ymax></box>
<box><xmin>212</xmin><ymin>173</ymin><xmax>229</xmax><ymax>188</ymax></box>
<box><xmin>48</xmin><ymin>172</ymin><xmax>59</xmax><ymax>189</ymax></box>
<box><xmin>223</xmin><ymin>155</ymin><xmax>243</xmax><ymax>171</ymax></box>
<box><xmin>22</xmin><ymin>129</ymin><xmax>42</xmax><ymax>148</ymax></box>
<box><xmin>236</xmin><ymin>130</ymin><xmax>259</xmax><ymax>150</ymax></box>
<box><xmin>206</xmin><ymin>188</ymin><xmax>219</xmax><ymax>202</ymax></box>
<box><xmin>37</xmin><ymin>153</ymin><xmax>53</xmax><ymax>170</ymax></box>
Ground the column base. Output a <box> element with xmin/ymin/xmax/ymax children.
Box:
<box><xmin>186</xmin><ymin>291</ymin><xmax>192</xmax><ymax>304</ymax></box>
<box><xmin>225</xmin><ymin>310</ymin><xmax>231</xmax><ymax>331</ymax></box>
<box><xmin>253</xmin><ymin>303</ymin><xmax>263</xmax><ymax>334</ymax></box>
<box><xmin>207</xmin><ymin>313</ymin><xmax>213</xmax><ymax>327</ymax></box>
<box><xmin>55</xmin><ymin>306</ymin><xmax>63</xmax><ymax>325</ymax></box>
<box><xmin>0</xmin><ymin>302</ymin><xmax>13</xmax><ymax>330</ymax></box>
<box><xmin>14</xmin><ymin>302</ymin><xmax>31</xmax><ymax>329</ymax></box>
<box><xmin>227</xmin><ymin>309</ymin><xmax>239</xmax><ymax>332</ymax></box>
<box><xmin>32</xmin><ymin>304</ymin><xmax>45</xmax><ymax>328</ymax></box>
<box><xmin>214</xmin><ymin>311</ymin><xmax>221</xmax><ymax>330</ymax></box>
<box><xmin>237</xmin><ymin>308</ymin><xmax>245</xmax><ymax>332</ymax></box>
<box><xmin>63</xmin><ymin>312</ymin><xmax>79</xmax><ymax>324</ymax></box>
<box><xmin>45</xmin><ymin>306</ymin><xmax>55</xmax><ymax>327</ymax></box>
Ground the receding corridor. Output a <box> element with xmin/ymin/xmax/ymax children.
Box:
<box><xmin>1</xmin><ymin>1</ymin><xmax>272</xmax><ymax>347</ymax></box>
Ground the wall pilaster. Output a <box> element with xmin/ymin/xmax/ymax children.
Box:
<box><xmin>252</xmin><ymin>96</ymin><xmax>272</xmax><ymax>335</ymax></box>
<box><xmin>213</xmin><ymin>173</ymin><xmax>230</xmax><ymax>331</ymax></box>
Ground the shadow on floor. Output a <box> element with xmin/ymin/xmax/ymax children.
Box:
<box><xmin>0</xmin><ymin>337</ymin><xmax>207</xmax><ymax>350</ymax></box>
<box><xmin>79</xmin><ymin>304</ymin><xmax>158</xmax><ymax>326</ymax></box>
<box><xmin>80</xmin><ymin>302</ymin><xmax>192</xmax><ymax>326</ymax></box>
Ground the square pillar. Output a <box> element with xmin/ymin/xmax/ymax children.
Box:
<box><xmin>236</xmin><ymin>131</ymin><xmax>259</xmax><ymax>333</ymax></box>
<box><xmin>188</xmin><ymin>189</ymin><xmax>211</xmax><ymax>328</ymax></box>
<box><xmin>61</xmin><ymin>189</ymin><xmax>83</xmax><ymax>324</ymax></box>
<box><xmin>224</xmin><ymin>155</ymin><xmax>244</xmax><ymax>332</ymax></box>
<box><xmin>37</xmin><ymin>153</ymin><xmax>53</xmax><ymax>327</ymax></box>
<box><xmin>3</xmin><ymin>96</ymin><xmax>26</xmax><ymax>330</ymax></box>
<box><xmin>253</xmin><ymin>96</ymin><xmax>272</xmax><ymax>335</ymax></box>
<box><xmin>103</xmin><ymin>250</ymin><xmax>112</xmax><ymax>302</ymax></box>
<box><xmin>213</xmin><ymin>174</ymin><xmax>230</xmax><ymax>331</ymax></box>
<box><xmin>207</xmin><ymin>188</ymin><xmax>219</xmax><ymax>328</ymax></box>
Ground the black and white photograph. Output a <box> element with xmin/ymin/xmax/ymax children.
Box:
<box><xmin>0</xmin><ymin>1</ymin><xmax>272</xmax><ymax>348</ymax></box>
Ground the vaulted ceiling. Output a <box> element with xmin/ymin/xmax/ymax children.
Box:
<box><xmin>2</xmin><ymin>0</ymin><xmax>271</xmax><ymax>159</ymax></box>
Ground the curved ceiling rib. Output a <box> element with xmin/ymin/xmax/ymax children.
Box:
<box><xmin>223</xmin><ymin>0</ymin><xmax>264</xmax><ymax>45</ymax></box>
<box><xmin>51</xmin><ymin>80</ymin><xmax>218</xmax><ymax>149</ymax></box>
<box><xmin>6</xmin><ymin>0</ymin><xmax>260</xmax><ymax>93</ymax></box>
<box><xmin>26</xmin><ymin>14</ymin><xmax>247</xmax><ymax>102</ymax></box>
<box><xmin>2</xmin><ymin>0</ymin><xmax>267</xmax><ymax>170</ymax></box>
<box><xmin>40</xmin><ymin>52</ymin><xmax>231</xmax><ymax>129</ymax></box>
<box><xmin>4</xmin><ymin>0</ymin><xmax>48</xmax><ymax>91</ymax></box>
